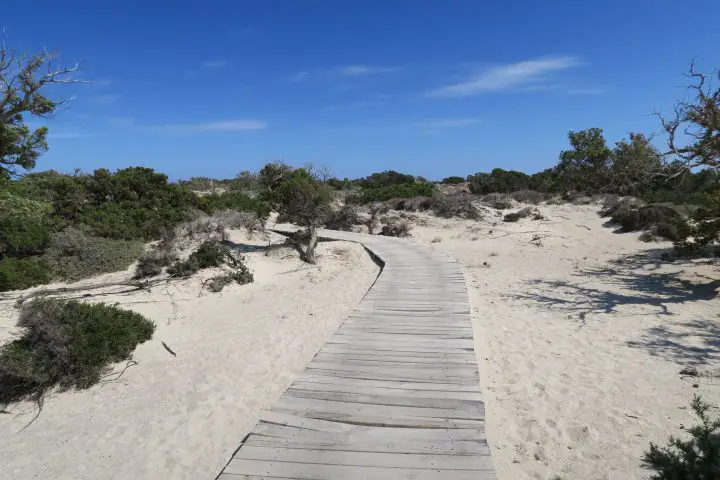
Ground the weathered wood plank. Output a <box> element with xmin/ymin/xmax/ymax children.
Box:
<box><xmin>218</xmin><ymin>228</ymin><xmax>496</xmax><ymax>479</ymax></box>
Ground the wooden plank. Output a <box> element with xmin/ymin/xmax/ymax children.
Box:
<box><xmin>219</xmin><ymin>227</ymin><xmax>496</xmax><ymax>479</ymax></box>
<box><xmin>289</xmin><ymin>381</ymin><xmax>483</xmax><ymax>401</ymax></box>
<box><xmin>223</xmin><ymin>460</ymin><xmax>492</xmax><ymax>479</ymax></box>
<box><xmin>232</xmin><ymin>446</ymin><xmax>494</xmax><ymax>469</ymax></box>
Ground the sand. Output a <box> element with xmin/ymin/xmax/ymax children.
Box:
<box><xmin>1</xmin><ymin>205</ymin><xmax>718</xmax><ymax>480</ymax></box>
<box><xmin>409</xmin><ymin>203</ymin><xmax>719</xmax><ymax>480</ymax></box>
<box><xmin>0</xmin><ymin>230</ymin><xmax>379</xmax><ymax>480</ymax></box>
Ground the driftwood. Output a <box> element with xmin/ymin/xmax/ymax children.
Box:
<box><xmin>10</xmin><ymin>277</ymin><xmax>176</xmax><ymax>308</ymax></box>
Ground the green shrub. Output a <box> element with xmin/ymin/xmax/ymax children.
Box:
<box><xmin>134</xmin><ymin>246</ymin><xmax>178</xmax><ymax>278</ymax></box>
<box><xmin>204</xmin><ymin>267</ymin><xmax>254</xmax><ymax>292</ymax></box>
<box><xmin>441</xmin><ymin>176</ymin><xmax>466</xmax><ymax>184</ymax></box>
<box><xmin>198</xmin><ymin>191</ymin><xmax>270</xmax><ymax>218</ymax></box>
<box><xmin>0</xmin><ymin>191</ymin><xmax>52</xmax><ymax>256</ymax></box>
<box><xmin>0</xmin><ymin>299</ymin><xmax>155</xmax><ymax>404</ymax></box>
<box><xmin>642</xmin><ymin>396</ymin><xmax>720</xmax><ymax>479</ymax></box>
<box><xmin>385</xmin><ymin>196</ymin><xmax>433</xmax><ymax>212</ymax></box>
<box><xmin>0</xmin><ymin>258</ymin><xmax>53</xmax><ymax>292</ymax></box>
<box><xmin>613</xmin><ymin>205</ymin><xmax>683</xmax><ymax>232</ymax></box>
<box><xmin>468</xmin><ymin>169</ymin><xmax>531</xmax><ymax>194</ymax></box>
<box><xmin>358</xmin><ymin>183</ymin><xmax>435</xmax><ymax>204</ymax></box>
<box><xmin>167</xmin><ymin>240</ymin><xmax>229</xmax><ymax>277</ymax></box>
<box><xmin>43</xmin><ymin>228</ymin><xmax>144</xmax><ymax>281</ymax></box>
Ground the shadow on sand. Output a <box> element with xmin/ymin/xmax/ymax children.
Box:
<box><xmin>511</xmin><ymin>248</ymin><xmax>719</xmax><ymax>365</ymax></box>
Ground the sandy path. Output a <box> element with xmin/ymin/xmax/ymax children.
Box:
<box><xmin>411</xmin><ymin>204</ymin><xmax>719</xmax><ymax>480</ymax></box>
<box><xmin>0</xmin><ymin>231</ymin><xmax>379</xmax><ymax>480</ymax></box>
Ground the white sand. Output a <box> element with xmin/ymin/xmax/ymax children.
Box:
<box><xmin>410</xmin><ymin>204</ymin><xmax>719</xmax><ymax>480</ymax></box>
<box><xmin>0</xmin><ymin>230</ymin><xmax>379</xmax><ymax>480</ymax></box>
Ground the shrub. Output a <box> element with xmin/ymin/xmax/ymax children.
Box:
<box><xmin>511</xmin><ymin>190</ymin><xmax>545</xmax><ymax>205</ymax></box>
<box><xmin>642</xmin><ymin>396</ymin><xmax>720</xmax><ymax>479</ymax></box>
<box><xmin>432</xmin><ymin>192</ymin><xmax>483</xmax><ymax>220</ymax></box>
<box><xmin>441</xmin><ymin>176</ymin><xmax>466</xmax><ymax>185</ymax></box>
<box><xmin>386</xmin><ymin>196</ymin><xmax>433</xmax><ymax>212</ymax></box>
<box><xmin>169</xmin><ymin>211</ymin><xmax>264</xmax><ymax>248</ymax></box>
<box><xmin>468</xmin><ymin>169</ymin><xmax>531</xmax><ymax>194</ymax></box>
<box><xmin>0</xmin><ymin>191</ymin><xmax>52</xmax><ymax>257</ymax></box>
<box><xmin>198</xmin><ymin>191</ymin><xmax>270</xmax><ymax>218</ymax></box>
<box><xmin>503</xmin><ymin>206</ymin><xmax>537</xmax><ymax>223</ymax></box>
<box><xmin>43</xmin><ymin>228</ymin><xmax>144</xmax><ymax>281</ymax></box>
<box><xmin>0</xmin><ymin>258</ymin><xmax>52</xmax><ymax>292</ymax></box>
<box><xmin>134</xmin><ymin>246</ymin><xmax>178</xmax><ymax>278</ymax></box>
<box><xmin>481</xmin><ymin>193</ymin><xmax>514</xmax><ymax>210</ymax></box>
<box><xmin>613</xmin><ymin>205</ymin><xmax>683</xmax><ymax>233</ymax></box>
<box><xmin>325</xmin><ymin>205</ymin><xmax>360</xmax><ymax>231</ymax></box>
<box><xmin>204</xmin><ymin>267</ymin><xmax>254</xmax><ymax>292</ymax></box>
<box><xmin>0</xmin><ymin>299</ymin><xmax>155</xmax><ymax>405</ymax></box>
<box><xmin>379</xmin><ymin>220</ymin><xmax>411</xmax><ymax>237</ymax></box>
<box><xmin>600</xmin><ymin>196</ymin><xmax>645</xmax><ymax>218</ymax></box>
<box><xmin>359</xmin><ymin>183</ymin><xmax>435</xmax><ymax>204</ymax></box>
<box><xmin>167</xmin><ymin>240</ymin><xmax>228</xmax><ymax>277</ymax></box>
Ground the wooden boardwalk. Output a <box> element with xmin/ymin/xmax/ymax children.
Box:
<box><xmin>218</xmin><ymin>229</ymin><xmax>496</xmax><ymax>479</ymax></box>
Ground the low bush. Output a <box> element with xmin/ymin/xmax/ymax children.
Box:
<box><xmin>43</xmin><ymin>228</ymin><xmax>144</xmax><ymax>281</ymax></box>
<box><xmin>204</xmin><ymin>267</ymin><xmax>254</xmax><ymax>292</ymax></box>
<box><xmin>167</xmin><ymin>240</ymin><xmax>228</xmax><ymax>277</ymax></box>
<box><xmin>511</xmin><ymin>190</ymin><xmax>545</xmax><ymax>205</ymax></box>
<box><xmin>613</xmin><ymin>205</ymin><xmax>683</xmax><ymax>233</ymax></box>
<box><xmin>134</xmin><ymin>246</ymin><xmax>178</xmax><ymax>278</ymax></box>
<box><xmin>0</xmin><ymin>258</ymin><xmax>53</xmax><ymax>292</ymax></box>
<box><xmin>0</xmin><ymin>299</ymin><xmax>155</xmax><ymax>405</ymax></box>
<box><xmin>599</xmin><ymin>196</ymin><xmax>645</xmax><ymax>218</ymax></box>
<box><xmin>386</xmin><ymin>196</ymin><xmax>433</xmax><ymax>212</ymax></box>
<box><xmin>432</xmin><ymin>192</ymin><xmax>483</xmax><ymax>220</ymax></box>
<box><xmin>379</xmin><ymin>220</ymin><xmax>411</xmax><ymax>237</ymax></box>
<box><xmin>503</xmin><ymin>206</ymin><xmax>539</xmax><ymax>223</ymax></box>
<box><xmin>198</xmin><ymin>191</ymin><xmax>270</xmax><ymax>218</ymax></box>
<box><xmin>357</xmin><ymin>182</ymin><xmax>435</xmax><ymax>204</ymax></box>
<box><xmin>642</xmin><ymin>396</ymin><xmax>720</xmax><ymax>479</ymax></box>
<box><xmin>481</xmin><ymin>193</ymin><xmax>514</xmax><ymax>210</ymax></box>
<box><xmin>325</xmin><ymin>205</ymin><xmax>360</xmax><ymax>232</ymax></box>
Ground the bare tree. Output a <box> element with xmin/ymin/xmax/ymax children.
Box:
<box><xmin>1</xmin><ymin>40</ymin><xmax>80</xmax><ymax>179</ymax></box>
<box><xmin>656</xmin><ymin>63</ymin><xmax>719</xmax><ymax>172</ymax></box>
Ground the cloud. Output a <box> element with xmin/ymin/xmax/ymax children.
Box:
<box><xmin>289</xmin><ymin>71</ymin><xmax>310</xmax><ymax>82</ymax></box>
<box><xmin>89</xmin><ymin>94</ymin><xmax>120</xmax><ymax>106</ymax></box>
<box><xmin>425</xmin><ymin>56</ymin><xmax>582</xmax><ymax>98</ymax></box>
<box><xmin>338</xmin><ymin>65</ymin><xmax>397</xmax><ymax>76</ymax></box>
<box><xmin>202</xmin><ymin>60</ymin><xmax>228</xmax><ymax>68</ymax></box>
<box><xmin>148</xmin><ymin>119</ymin><xmax>267</xmax><ymax>134</ymax></box>
<box><xmin>565</xmin><ymin>87</ymin><xmax>608</xmax><ymax>95</ymax></box>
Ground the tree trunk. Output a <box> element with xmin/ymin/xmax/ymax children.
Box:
<box><xmin>304</xmin><ymin>226</ymin><xmax>319</xmax><ymax>264</ymax></box>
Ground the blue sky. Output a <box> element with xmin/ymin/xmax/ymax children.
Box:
<box><xmin>4</xmin><ymin>0</ymin><xmax>719</xmax><ymax>180</ymax></box>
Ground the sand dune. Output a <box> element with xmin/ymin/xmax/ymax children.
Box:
<box><xmin>0</xmin><ymin>231</ymin><xmax>379</xmax><ymax>480</ymax></box>
<box><xmin>411</xmin><ymin>204</ymin><xmax>719</xmax><ymax>480</ymax></box>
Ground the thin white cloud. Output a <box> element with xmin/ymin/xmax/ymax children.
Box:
<box><xmin>339</xmin><ymin>65</ymin><xmax>397</xmax><ymax>76</ymax></box>
<box><xmin>148</xmin><ymin>119</ymin><xmax>267</xmax><ymax>134</ymax></box>
<box><xmin>48</xmin><ymin>127</ymin><xmax>91</xmax><ymax>139</ymax></box>
<box><xmin>89</xmin><ymin>94</ymin><xmax>120</xmax><ymax>106</ymax></box>
<box><xmin>202</xmin><ymin>60</ymin><xmax>228</xmax><ymax>68</ymax></box>
<box><xmin>290</xmin><ymin>71</ymin><xmax>310</xmax><ymax>82</ymax></box>
<box><xmin>565</xmin><ymin>87</ymin><xmax>608</xmax><ymax>95</ymax></box>
<box><xmin>425</xmin><ymin>56</ymin><xmax>582</xmax><ymax>98</ymax></box>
